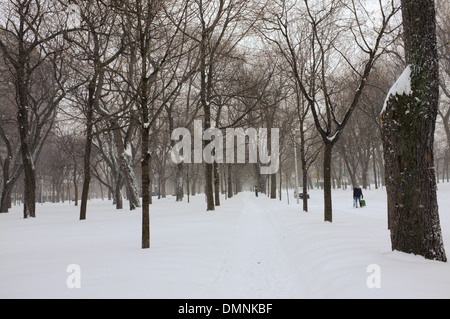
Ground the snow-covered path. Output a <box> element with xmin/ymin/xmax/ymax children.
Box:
<box><xmin>1</xmin><ymin>185</ymin><xmax>450</xmax><ymax>298</ymax></box>
<box><xmin>206</xmin><ymin>194</ymin><xmax>304</xmax><ymax>298</ymax></box>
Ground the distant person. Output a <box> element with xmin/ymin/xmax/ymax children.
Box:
<box><xmin>353</xmin><ymin>184</ymin><xmax>363</xmax><ymax>208</ymax></box>
<box><xmin>255</xmin><ymin>186</ymin><xmax>258</xmax><ymax>197</ymax></box>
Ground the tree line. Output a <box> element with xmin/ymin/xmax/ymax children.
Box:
<box><xmin>0</xmin><ymin>0</ymin><xmax>448</xmax><ymax>260</ymax></box>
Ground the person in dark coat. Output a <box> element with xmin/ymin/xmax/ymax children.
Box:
<box><xmin>255</xmin><ymin>186</ymin><xmax>258</xmax><ymax>197</ymax></box>
<box><xmin>353</xmin><ymin>184</ymin><xmax>363</xmax><ymax>208</ymax></box>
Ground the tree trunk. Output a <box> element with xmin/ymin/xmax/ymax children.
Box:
<box><xmin>114</xmin><ymin>178</ymin><xmax>123</xmax><ymax>210</ymax></box>
<box><xmin>202</xmin><ymin>98</ymin><xmax>214</xmax><ymax>209</ymax></box>
<box><xmin>204</xmin><ymin>162</ymin><xmax>215</xmax><ymax>210</ymax></box>
<box><xmin>60</xmin><ymin>181</ymin><xmax>65</xmax><ymax>203</ymax></box>
<box><xmin>269</xmin><ymin>173</ymin><xmax>276</xmax><ymax>199</ymax></box>
<box><xmin>186</xmin><ymin>166</ymin><xmax>190</xmax><ymax>203</ymax></box>
<box><xmin>0</xmin><ymin>162</ymin><xmax>18</xmax><ymax>213</ymax></box>
<box><xmin>73</xmin><ymin>166</ymin><xmax>79</xmax><ymax>206</ymax></box>
<box><xmin>222</xmin><ymin>165</ymin><xmax>226</xmax><ymax>200</ymax></box>
<box><xmin>278</xmin><ymin>169</ymin><xmax>282</xmax><ymax>201</ymax></box>
<box><xmin>302</xmin><ymin>168</ymin><xmax>308</xmax><ymax>212</ymax></box>
<box><xmin>300</xmin><ymin>129</ymin><xmax>309</xmax><ymax>212</ymax></box>
<box><xmin>1</xmin><ymin>184</ymin><xmax>13</xmax><ymax>213</ymax></box>
<box><xmin>111</xmin><ymin>120</ymin><xmax>141</xmax><ymax>210</ymax></box>
<box><xmin>362</xmin><ymin>164</ymin><xmax>368</xmax><ymax>190</ymax></box>
<box><xmin>227</xmin><ymin>163</ymin><xmax>233</xmax><ymax>199</ymax></box>
<box><xmin>200</xmin><ymin>21</ymin><xmax>215</xmax><ymax>211</ymax></box>
<box><xmin>372</xmin><ymin>144</ymin><xmax>379</xmax><ymax>190</ymax></box>
<box><xmin>0</xmin><ymin>128</ymin><xmax>17</xmax><ymax>213</ymax></box>
<box><xmin>213</xmin><ymin>162</ymin><xmax>220</xmax><ymax>206</ymax></box>
<box><xmin>323</xmin><ymin>143</ymin><xmax>333</xmax><ymax>222</ymax></box>
<box><xmin>176</xmin><ymin>163</ymin><xmax>184</xmax><ymax>202</ymax></box>
<box><xmin>191</xmin><ymin>170</ymin><xmax>197</xmax><ymax>196</ymax></box>
<box><xmin>16</xmin><ymin>65</ymin><xmax>36</xmax><ymax>218</ymax></box>
<box><xmin>141</xmin><ymin>79</ymin><xmax>151</xmax><ymax>249</ymax></box>
<box><xmin>79</xmin><ymin>79</ymin><xmax>95</xmax><ymax>221</ymax></box>
<box><xmin>381</xmin><ymin>0</ymin><xmax>446</xmax><ymax>262</ymax></box>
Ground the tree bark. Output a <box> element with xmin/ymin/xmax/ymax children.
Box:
<box><xmin>213</xmin><ymin>162</ymin><xmax>221</xmax><ymax>206</ymax></box>
<box><xmin>227</xmin><ymin>163</ymin><xmax>233</xmax><ymax>199</ymax></box>
<box><xmin>73</xmin><ymin>165</ymin><xmax>79</xmax><ymax>206</ymax></box>
<box><xmin>0</xmin><ymin>126</ymin><xmax>15</xmax><ymax>213</ymax></box>
<box><xmin>141</xmin><ymin>71</ymin><xmax>151</xmax><ymax>248</ymax></box>
<box><xmin>176</xmin><ymin>163</ymin><xmax>184</xmax><ymax>202</ymax></box>
<box><xmin>381</xmin><ymin>0</ymin><xmax>446</xmax><ymax>261</ymax></box>
<box><xmin>0</xmin><ymin>186</ymin><xmax>12</xmax><ymax>213</ymax></box>
<box><xmin>111</xmin><ymin>120</ymin><xmax>141</xmax><ymax>210</ymax></box>
<box><xmin>323</xmin><ymin>143</ymin><xmax>333</xmax><ymax>222</ymax></box>
<box><xmin>372</xmin><ymin>143</ymin><xmax>379</xmax><ymax>190</ymax></box>
<box><xmin>16</xmin><ymin>82</ymin><xmax>36</xmax><ymax>218</ymax></box>
<box><xmin>79</xmin><ymin>111</ymin><xmax>92</xmax><ymax>220</ymax></box>
<box><xmin>300</xmin><ymin>127</ymin><xmax>309</xmax><ymax>212</ymax></box>
<box><xmin>201</xmin><ymin>62</ymin><xmax>215</xmax><ymax>211</ymax></box>
<box><xmin>79</xmin><ymin>76</ymin><xmax>96</xmax><ymax>221</ymax></box>
<box><xmin>114</xmin><ymin>177</ymin><xmax>124</xmax><ymax>210</ymax></box>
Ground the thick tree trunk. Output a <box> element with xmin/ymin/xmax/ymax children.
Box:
<box><xmin>17</xmin><ymin>99</ymin><xmax>36</xmax><ymax>218</ymax></box>
<box><xmin>0</xmin><ymin>128</ymin><xmax>15</xmax><ymax>213</ymax></box>
<box><xmin>0</xmin><ymin>187</ymin><xmax>12</xmax><ymax>213</ymax></box>
<box><xmin>381</xmin><ymin>0</ymin><xmax>446</xmax><ymax>262</ymax></box>
<box><xmin>15</xmin><ymin>58</ymin><xmax>36</xmax><ymax>218</ymax></box>
<box><xmin>1</xmin><ymin>177</ymin><xmax>14</xmax><ymax>213</ymax></box>
<box><xmin>0</xmin><ymin>162</ymin><xmax>18</xmax><ymax>213</ymax></box>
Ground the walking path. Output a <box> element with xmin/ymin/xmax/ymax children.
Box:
<box><xmin>206</xmin><ymin>193</ymin><xmax>305</xmax><ymax>298</ymax></box>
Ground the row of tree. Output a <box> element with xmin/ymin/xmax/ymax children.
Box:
<box><xmin>0</xmin><ymin>0</ymin><xmax>448</xmax><ymax>260</ymax></box>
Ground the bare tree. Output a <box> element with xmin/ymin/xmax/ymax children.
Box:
<box><xmin>192</xmin><ymin>0</ymin><xmax>263</xmax><ymax>211</ymax></box>
<box><xmin>55</xmin><ymin>126</ymin><xmax>84</xmax><ymax>206</ymax></box>
<box><xmin>0</xmin><ymin>0</ymin><xmax>70</xmax><ymax>217</ymax></box>
<box><xmin>265</xmin><ymin>0</ymin><xmax>399</xmax><ymax>221</ymax></box>
<box><xmin>119</xmin><ymin>0</ymin><xmax>198</xmax><ymax>248</ymax></box>
<box><xmin>0</xmin><ymin>66</ymin><xmax>20</xmax><ymax>213</ymax></box>
<box><xmin>62</xmin><ymin>0</ymin><xmax>126</xmax><ymax>220</ymax></box>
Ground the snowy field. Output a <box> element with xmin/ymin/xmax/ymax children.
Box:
<box><xmin>1</xmin><ymin>184</ymin><xmax>450</xmax><ymax>299</ymax></box>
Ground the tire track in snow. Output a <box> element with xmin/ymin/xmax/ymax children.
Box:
<box><xmin>205</xmin><ymin>194</ymin><xmax>305</xmax><ymax>298</ymax></box>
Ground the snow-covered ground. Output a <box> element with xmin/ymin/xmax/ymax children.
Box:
<box><xmin>1</xmin><ymin>184</ymin><xmax>450</xmax><ymax>299</ymax></box>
